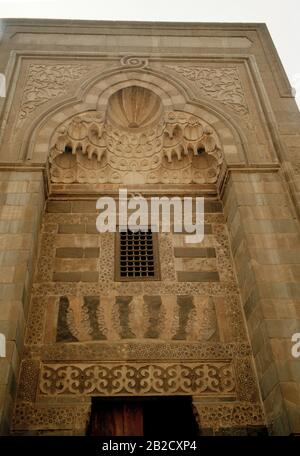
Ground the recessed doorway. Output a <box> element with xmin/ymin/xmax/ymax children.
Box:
<box><xmin>88</xmin><ymin>396</ymin><xmax>198</xmax><ymax>436</ymax></box>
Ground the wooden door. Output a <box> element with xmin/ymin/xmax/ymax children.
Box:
<box><xmin>88</xmin><ymin>396</ymin><xmax>198</xmax><ymax>436</ymax></box>
<box><xmin>89</xmin><ymin>400</ymin><xmax>143</xmax><ymax>436</ymax></box>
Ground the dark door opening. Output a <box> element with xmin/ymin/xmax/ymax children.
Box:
<box><xmin>88</xmin><ymin>396</ymin><xmax>198</xmax><ymax>436</ymax></box>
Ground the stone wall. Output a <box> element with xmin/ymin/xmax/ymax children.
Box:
<box><xmin>0</xmin><ymin>170</ymin><xmax>44</xmax><ymax>434</ymax></box>
<box><xmin>10</xmin><ymin>197</ymin><xmax>265</xmax><ymax>435</ymax></box>
<box><xmin>223</xmin><ymin>171</ymin><xmax>300</xmax><ymax>434</ymax></box>
<box><xmin>0</xmin><ymin>19</ymin><xmax>299</xmax><ymax>436</ymax></box>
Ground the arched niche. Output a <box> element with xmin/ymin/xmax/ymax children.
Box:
<box><xmin>20</xmin><ymin>69</ymin><xmax>249</xmax><ymax>184</ymax></box>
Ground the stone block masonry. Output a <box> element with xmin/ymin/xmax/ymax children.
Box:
<box><xmin>223</xmin><ymin>171</ymin><xmax>300</xmax><ymax>435</ymax></box>
<box><xmin>0</xmin><ymin>171</ymin><xmax>44</xmax><ymax>435</ymax></box>
<box><xmin>0</xmin><ymin>19</ymin><xmax>300</xmax><ymax>436</ymax></box>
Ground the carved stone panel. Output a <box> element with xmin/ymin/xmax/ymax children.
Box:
<box><xmin>39</xmin><ymin>362</ymin><xmax>236</xmax><ymax>397</ymax></box>
<box><xmin>55</xmin><ymin>295</ymin><xmax>218</xmax><ymax>343</ymax></box>
<box><xmin>49</xmin><ymin>88</ymin><xmax>223</xmax><ymax>185</ymax></box>
<box><xmin>165</xmin><ymin>65</ymin><xmax>249</xmax><ymax>116</ymax></box>
<box><xmin>12</xmin><ymin>199</ymin><xmax>265</xmax><ymax>433</ymax></box>
<box><xmin>18</xmin><ymin>64</ymin><xmax>95</xmax><ymax>124</ymax></box>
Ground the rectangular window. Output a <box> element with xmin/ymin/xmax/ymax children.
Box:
<box><xmin>115</xmin><ymin>228</ymin><xmax>160</xmax><ymax>281</ymax></box>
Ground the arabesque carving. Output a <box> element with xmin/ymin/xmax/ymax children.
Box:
<box><xmin>18</xmin><ymin>64</ymin><xmax>94</xmax><ymax>123</ymax></box>
<box><xmin>49</xmin><ymin>86</ymin><xmax>223</xmax><ymax>184</ymax></box>
<box><xmin>166</xmin><ymin>65</ymin><xmax>249</xmax><ymax>116</ymax></box>
<box><xmin>39</xmin><ymin>362</ymin><xmax>235</xmax><ymax>396</ymax></box>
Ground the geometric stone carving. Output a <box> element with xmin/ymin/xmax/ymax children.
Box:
<box><xmin>11</xmin><ymin>400</ymin><xmax>265</xmax><ymax>433</ymax></box>
<box><xmin>17</xmin><ymin>359</ymin><xmax>40</xmax><ymax>403</ymax></box>
<box><xmin>166</xmin><ymin>65</ymin><xmax>249</xmax><ymax>116</ymax></box>
<box><xmin>49</xmin><ymin>87</ymin><xmax>223</xmax><ymax>184</ymax></box>
<box><xmin>25</xmin><ymin>296</ymin><xmax>48</xmax><ymax>346</ymax></box>
<box><xmin>194</xmin><ymin>402</ymin><xmax>265</xmax><ymax>429</ymax></box>
<box><xmin>12</xmin><ymin>402</ymin><xmax>90</xmax><ymax>431</ymax></box>
<box><xmin>234</xmin><ymin>357</ymin><xmax>260</xmax><ymax>403</ymax></box>
<box><xmin>40</xmin><ymin>342</ymin><xmax>251</xmax><ymax>362</ymax></box>
<box><xmin>39</xmin><ymin>362</ymin><xmax>235</xmax><ymax>396</ymax></box>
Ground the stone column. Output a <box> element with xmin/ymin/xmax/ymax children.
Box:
<box><xmin>0</xmin><ymin>170</ymin><xmax>44</xmax><ymax>434</ymax></box>
<box><xmin>223</xmin><ymin>171</ymin><xmax>300</xmax><ymax>435</ymax></box>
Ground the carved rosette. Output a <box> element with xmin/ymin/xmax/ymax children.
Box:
<box><xmin>49</xmin><ymin>86</ymin><xmax>223</xmax><ymax>185</ymax></box>
<box><xmin>120</xmin><ymin>56</ymin><xmax>149</xmax><ymax>69</ymax></box>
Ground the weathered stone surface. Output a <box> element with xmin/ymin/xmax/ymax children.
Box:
<box><xmin>0</xmin><ymin>170</ymin><xmax>44</xmax><ymax>434</ymax></box>
<box><xmin>224</xmin><ymin>171</ymin><xmax>300</xmax><ymax>435</ymax></box>
<box><xmin>58</xmin><ymin>224</ymin><xmax>85</xmax><ymax>234</ymax></box>
<box><xmin>46</xmin><ymin>201</ymin><xmax>71</xmax><ymax>213</ymax></box>
<box><xmin>56</xmin><ymin>248</ymin><xmax>84</xmax><ymax>258</ymax></box>
<box><xmin>84</xmin><ymin>248</ymin><xmax>100</xmax><ymax>258</ymax></box>
<box><xmin>174</xmin><ymin>247</ymin><xmax>216</xmax><ymax>258</ymax></box>
<box><xmin>1</xmin><ymin>19</ymin><xmax>300</xmax><ymax>436</ymax></box>
<box><xmin>177</xmin><ymin>271</ymin><xmax>220</xmax><ymax>282</ymax></box>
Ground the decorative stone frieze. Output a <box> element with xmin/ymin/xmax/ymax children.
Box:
<box><xmin>38</xmin><ymin>362</ymin><xmax>236</xmax><ymax>396</ymax></box>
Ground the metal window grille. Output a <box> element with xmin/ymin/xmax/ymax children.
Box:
<box><xmin>115</xmin><ymin>228</ymin><xmax>160</xmax><ymax>281</ymax></box>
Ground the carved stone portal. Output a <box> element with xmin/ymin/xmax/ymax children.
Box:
<box><xmin>49</xmin><ymin>86</ymin><xmax>223</xmax><ymax>185</ymax></box>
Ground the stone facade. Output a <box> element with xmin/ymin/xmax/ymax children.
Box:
<box><xmin>0</xmin><ymin>19</ymin><xmax>299</xmax><ymax>436</ymax></box>
<box><xmin>0</xmin><ymin>171</ymin><xmax>44</xmax><ymax>434</ymax></box>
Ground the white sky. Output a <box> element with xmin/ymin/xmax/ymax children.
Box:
<box><xmin>0</xmin><ymin>0</ymin><xmax>299</xmax><ymax>108</ymax></box>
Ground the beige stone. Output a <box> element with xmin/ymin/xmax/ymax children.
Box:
<box><xmin>0</xmin><ymin>18</ymin><xmax>299</xmax><ymax>437</ymax></box>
